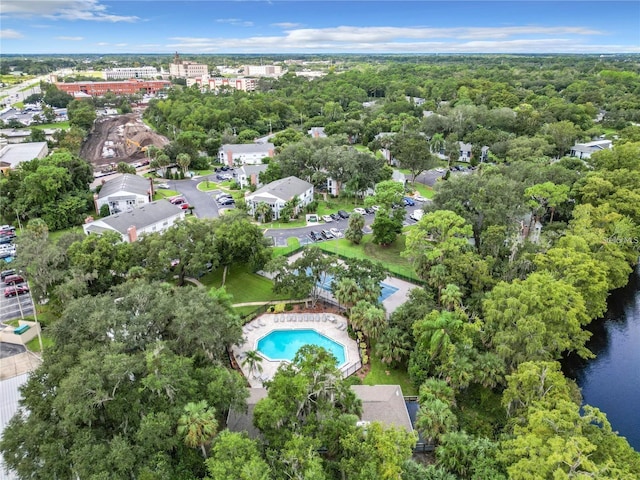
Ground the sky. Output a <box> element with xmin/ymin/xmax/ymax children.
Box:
<box><xmin>1</xmin><ymin>1</ymin><xmax>639</xmax><ymax>55</ymax></box>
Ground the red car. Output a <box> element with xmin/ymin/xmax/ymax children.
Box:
<box><xmin>4</xmin><ymin>285</ymin><xmax>29</xmax><ymax>297</ymax></box>
<box><xmin>170</xmin><ymin>196</ymin><xmax>187</xmax><ymax>205</ymax></box>
<box><xmin>180</xmin><ymin>203</ymin><xmax>190</xmax><ymax>210</ymax></box>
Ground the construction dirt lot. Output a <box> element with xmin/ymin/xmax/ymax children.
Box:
<box><xmin>80</xmin><ymin>113</ymin><xmax>170</xmax><ymax>173</ymax></box>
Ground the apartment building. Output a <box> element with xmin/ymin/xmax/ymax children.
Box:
<box><xmin>104</xmin><ymin>66</ymin><xmax>159</xmax><ymax>80</ymax></box>
<box><xmin>243</xmin><ymin>65</ymin><xmax>283</xmax><ymax>77</ymax></box>
<box><xmin>169</xmin><ymin>53</ymin><xmax>208</xmax><ymax>78</ymax></box>
<box><xmin>187</xmin><ymin>76</ymin><xmax>257</xmax><ymax>92</ymax></box>
<box><xmin>56</xmin><ymin>79</ymin><xmax>170</xmax><ymax>96</ymax></box>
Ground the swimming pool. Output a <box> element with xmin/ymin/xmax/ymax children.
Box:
<box><xmin>315</xmin><ymin>273</ymin><xmax>399</xmax><ymax>302</ymax></box>
<box><xmin>257</xmin><ymin>329</ymin><xmax>346</xmax><ymax>365</ymax></box>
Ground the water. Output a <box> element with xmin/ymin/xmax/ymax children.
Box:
<box><xmin>564</xmin><ymin>266</ymin><xmax>640</xmax><ymax>451</ymax></box>
<box><xmin>257</xmin><ymin>329</ymin><xmax>346</xmax><ymax>365</ymax></box>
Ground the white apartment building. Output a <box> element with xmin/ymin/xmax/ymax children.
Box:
<box><xmin>104</xmin><ymin>66</ymin><xmax>158</xmax><ymax>80</ymax></box>
<box><xmin>186</xmin><ymin>76</ymin><xmax>257</xmax><ymax>92</ymax></box>
<box><xmin>218</xmin><ymin>143</ymin><xmax>275</xmax><ymax>166</ymax></box>
<box><xmin>243</xmin><ymin>65</ymin><xmax>283</xmax><ymax>77</ymax></box>
<box><xmin>169</xmin><ymin>53</ymin><xmax>208</xmax><ymax>78</ymax></box>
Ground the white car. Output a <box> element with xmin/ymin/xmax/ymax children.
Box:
<box><xmin>322</xmin><ymin>215</ymin><xmax>333</xmax><ymax>223</ymax></box>
<box><xmin>371</xmin><ymin>205</ymin><xmax>380</xmax><ymax>212</ymax></box>
<box><xmin>353</xmin><ymin>207</ymin><xmax>367</xmax><ymax>215</ymax></box>
<box><xmin>410</xmin><ymin>209</ymin><xmax>424</xmax><ymax>221</ymax></box>
<box><xmin>414</xmin><ymin>195</ymin><xmax>428</xmax><ymax>202</ymax></box>
<box><xmin>155</xmin><ymin>183</ymin><xmax>170</xmax><ymax>189</ymax></box>
<box><xmin>435</xmin><ymin>168</ymin><xmax>446</xmax><ymax>173</ymax></box>
<box><xmin>329</xmin><ymin>228</ymin><xmax>343</xmax><ymax>238</ymax></box>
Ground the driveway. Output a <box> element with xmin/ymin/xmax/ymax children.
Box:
<box><xmin>167</xmin><ymin>175</ymin><xmax>228</xmax><ymax>219</ymax></box>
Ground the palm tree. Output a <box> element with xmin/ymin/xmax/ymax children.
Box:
<box><xmin>176</xmin><ymin>152</ymin><xmax>191</xmax><ymax>174</ymax></box>
<box><xmin>440</xmin><ymin>283</ymin><xmax>462</xmax><ymax>311</ymax></box>
<box><xmin>333</xmin><ymin>277</ymin><xmax>361</xmax><ymax>311</ymax></box>
<box><xmin>241</xmin><ymin>350</ymin><xmax>264</xmax><ymax>379</ymax></box>
<box><xmin>375</xmin><ymin>327</ymin><xmax>412</xmax><ymax>366</ymax></box>
<box><xmin>414</xmin><ymin>310</ymin><xmax>464</xmax><ymax>363</ymax></box>
<box><xmin>255</xmin><ymin>201</ymin><xmax>272</xmax><ymax>223</ymax></box>
<box><xmin>429</xmin><ymin>133</ymin><xmax>445</xmax><ymax>156</ymax></box>
<box><xmin>177</xmin><ymin>400</ymin><xmax>218</xmax><ymax>458</ymax></box>
<box><xmin>415</xmin><ymin>398</ymin><xmax>458</xmax><ymax>445</ymax></box>
<box><xmin>360</xmin><ymin>304</ymin><xmax>386</xmax><ymax>340</ymax></box>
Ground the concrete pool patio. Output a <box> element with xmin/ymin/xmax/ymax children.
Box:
<box><xmin>232</xmin><ymin>313</ymin><xmax>361</xmax><ymax>387</ymax></box>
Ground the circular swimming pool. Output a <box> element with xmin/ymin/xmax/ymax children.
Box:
<box><xmin>257</xmin><ymin>329</ymin><xmax>346</xmax><ymax>365</ymax></box>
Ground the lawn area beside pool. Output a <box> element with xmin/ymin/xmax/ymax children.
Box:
<box><xmin>272</xmin><ymin>237</ymin><xmax>301</xmax><ymax>257</ymax></box>
<box><xmin>199</xmin><ymin>264</ymin><xmax>294</xmax><ymax>304</ymax></box>
<box><xmin>363</xmin><ymin>348</ymin><xmax>417</xmax><ymax>395</ymax></box>
<box><xmin>315</xmin><ymin>235</ymin><xmax>420</xmax><ymax>282</ymax></box>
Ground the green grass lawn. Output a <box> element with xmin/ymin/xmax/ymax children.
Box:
<box><xmin>153</xmin><ymin>189</ymin><xmax>180</xmax><ymax>200</ymax></box>
<box><xmin>363</xmin><ymin>343</ymin><xmax>416</xmax><ymax>395</ymax></box>
<box><xmin>199</xmin><ymin>264</ymin><xmax>293</xmax><ymax>304</ymax></box>
<box><xmin>31</xmin><ymin>121</ymin><xmax>70</xmax><ymax>130</ymax></box>
<box><xmin>408</xmin><ymin>182</ymin><xmax>435</xmax><ymax>199</ymax></box>
<box><xmin>262</xmin><ymin>217</ymin><xmax>308</xmax><ymax>229</ymax></box>
<box><xmin>48</xmin><ymin>226</ymin><xmax>84</xmax><ymax>243</ymax></box>
<box><xmin>194</xmin><ymin>169</ymin><xmax>214</xmax><ymax>176</ymax></box>
<box><xmin>315</xmin><ymin>236</ymin><xmax>420</xmax><ymax>281</ymax></box>
<box><xmin>26</xmin><ymin>334</ymin><xmax>54</xmax><ymax>352</ymax></box>
<box><xmin>315</xmin><ymin>196</ymin><xmax>362</xmax><ymax>215</ymax></box>
<box><xmin>272</xmin><ymin>236</ymin><xmax>301</xmax><ymax>257</ymax></box>
<box><xmin>197</xmin><ymin>180</ymin><xmax>220</xmax><ymax>192</ymax></box>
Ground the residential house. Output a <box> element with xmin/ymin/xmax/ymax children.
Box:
<box><xmin>95</xmin><ymin>173</ymin><xmax>152</xmax><ymax>215</ymax></box>
<box><xmin>83</xmin><ymin>200</ymin><xmax>185</xmax><ymax>242</ymax></box>
<box><xmin>570</xmin><ymin>139</ymin><xmax>613</xmax><ymax>160</ymax></box>
<box><xmin>237</xmin><ymin>164</ymin><xmax>268</xmax><ymax>189</ymax></box>
<box><xmin>218</xmin><ymin>143</ymin><xmax>275</xmax><ymax>166</ymax></box>
<box><xmin>0</xmin><ymin>141</ymin><xmax>48</xmax><ymax>173</ymax></box>
<box><xmin>392</xmin><ymin>169</ymin><xmax>407</xmax><ymax>188</ymax></box>
<box><xmin>227</xmin><ymin>385</ymin><xmax>413</xmax><ymax>439</ymax></box>
<box><xmin>458</xmin><ymin>142</ymin><xmax>489</xmax><ymax>163</ymax></box>
<box><xmin>246</xmin><ymin>176</ymin><xmax>314</xmax><ymax>220</ymax></box>
<box><xmin>374</xmin><ymin>132</ymin><xmax>397</xmax><ymax>165</ymax></box>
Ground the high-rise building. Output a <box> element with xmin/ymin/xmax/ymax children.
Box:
<box><xmin>169</xmin><ymin>52</ymin><xmax>208</xmax><ymax>78</ymax></box>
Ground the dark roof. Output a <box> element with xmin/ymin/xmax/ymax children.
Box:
<box><xmin>98</xmin><ymin>173</ymin><xmax>150</xmax><ymax>199</ymax></box>
<box><xmin>97</xmin><ymin>200</ymin><xmax>183</xmax><ymax>235</ymax></box>
<box><xmin>240</xmin><ymin>164</ymin><xmax>269</xmax><ymax>176</ymax></box>
<box><xmin>249</xmin><ymin>176</ymin><xmax>313</xmax><ymax>202</ymax></box>
<box><xmin>226</xmin><ymin>385</ymin><xmax>412</xmax><ymax>438</ymax></box>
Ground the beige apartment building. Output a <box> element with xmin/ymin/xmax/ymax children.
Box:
<box><xmin>169</xmin><ymin>53</ymin><xmax>208</xmax><ymax>78</ymax></box>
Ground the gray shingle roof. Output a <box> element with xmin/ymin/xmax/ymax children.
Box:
<box><xmin>97</xmin><ymin>173</ymin><xmax>150</xmax><ymax>200</ymax></box>
<box><xmin>240</xmin><ymin>164</ymin><xmax>268</xmax><ymax>176</ymax></box>
<box><xmin>98</xmin><ymin>200</ymin><xmax>183</xmax><ymax>235</ymax></box>
<box><xmin>249</xmin><ymin>176</ymin><xmax>312</xmax><ymax>202</ymax></box>
<box><xmin>0</xmin><ymin>142</ymin><xmax>48</xmax><ymax>168</ymax></box>
<box><xmin>220</xmin><ymin>143</ymin><xmax>274</xmax><ymax>154</ymax></box>
<box><xmin>226</xmin><ymin>385</ymin><xmax>412</xmax><ymax>439</ymax></box>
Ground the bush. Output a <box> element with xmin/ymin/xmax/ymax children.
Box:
<box><xmin>99</xmin><ymin>203</ymin><xmax>110</xmax><ymax>218</ymax></box>
<box><xmin>305</xmin><ymin>200</ymin><xmax>318</xmax><ymax>213</ymax></box>
<box><xmin>284</xmin><ymin>303</ymin><xmax>294</xmax><ymax>311</ymax></box>
<box><xmin>229</xmin><ymin>181</ymin><xmax>240</xmax><ymax>190</ymax></box>
<box><xmin>274</xmin><ymin>303</ymin><xmax>286</xmax><ymax>313</ymax></box>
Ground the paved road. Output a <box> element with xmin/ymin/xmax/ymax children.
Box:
<box><xmin>168</xmin><ymin>174</ymin><xmax>232</xmax><ymax>219</ymax></box>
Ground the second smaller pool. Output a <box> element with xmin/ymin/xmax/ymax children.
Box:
<box><xmin>257</xmin><ymin>329</ymin><xmax>346</xmax><ymax>365</ymax></box>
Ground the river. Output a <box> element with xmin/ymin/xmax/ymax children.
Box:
<box><xmin>564</xmin><ymin>266</ymin><xmax>640</xmax><ymax>451</ymax></box>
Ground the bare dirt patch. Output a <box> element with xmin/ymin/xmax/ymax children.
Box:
<box><xmin>80</xmin><ymin>113</ymin><xmax>170</xmax><ymax>172</ymax></box>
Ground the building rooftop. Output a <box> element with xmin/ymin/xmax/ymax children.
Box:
<box><xmin>249</xmin><ymin>176</ymin><xmax>313</xmax><ymax>202</ymax></box>
<box><xmin>0</xmin><ymin>142</ymin><xmax>48</xmax><ymax>168</ymax></box>
<box><xmin>227</xmin><ymin>385</ymin><xmax>413</xmax><ymax>439</ymax></box>
<box><xmin>220</xmin><ymin>143</ymin><xmax>274</xmax><ymax>154</ymax></box>
<box><xmin>87</xmin><ymin>200</ymin><xmax>183</xmax><ymax>235</ymax></box>
<box><xmin>97</xmin><ymin>173</ymin><xmax>151</xmax><ymax>199</ymax></box>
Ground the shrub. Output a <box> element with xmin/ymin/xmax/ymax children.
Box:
<box><xmin>284</xmin><ymin>303</ymin><xmax>294</xmax><ymax>311</ymax></box>
<box><xmin>99</xmin><ymin>204</ymin><xmax>111</xmax><ymax>218</ymax></box>
<box><xmin>274</xmin><ymin>303</ymin><xmax>286</xmax><ymax>313</ymax></box>
<box><xmin>305</xmin><ymin>200</ymin><xmax>318</xmax><ymax>213</ymax></box>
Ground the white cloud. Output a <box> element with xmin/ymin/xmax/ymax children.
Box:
<box><xmin>96</xmin><ymin>42</ymin><xmax>109</xmax><ymax>46</ymax></box>
<box><xmin>271</xmin><ymin>22</ymin><xmax>302</xmax><ymax>29</ymax></box>
<box><xmin>56</xmin><ymin>36</ymin><xmax>83</xmax><ymax>41</ymax></box>
<box><xmin>0</xmin><ymin>28</ymin><xmax>23</xmax><ymax>39</ymax></box>
<box><xmin>216</xmin><ymin>18</ymin><xmax>254</xmax><ymax>27</ymax></box>
<box><xmin>0</xmin><ymin>0</ymin><xmax>139</xmax><ymax>22</ymax></box>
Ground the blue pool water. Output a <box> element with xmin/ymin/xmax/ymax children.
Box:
<box><xmin>257</xmin><ymin>329</ymin><xmax>346</xmax><ymax>365</ymax></box>
<box><xmin>315</xmin><ymin>272</ymin><xmax>399</xmax><ymax>302</ymax></box>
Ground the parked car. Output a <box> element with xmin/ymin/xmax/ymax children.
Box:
<box><xmin>353</xmin><ymin>207</ymin><xmax>366</xmax><ymax>215</ymax></box>
<box><xmin>403</xmin><ymin>197</ymin><xmax>416</xmax><ymax>206</ymax></box>
<box><xmin>364</xmin><ymin>207</ymin><xmax>375</xmax><ymax>214</ymax></box>
<box><xmin>0</xmin><ymin>235</ymin><xmax>15</xmax><ymax>244</ymax></box>
<box><xmin>338</xmin><ymin>210</ymin><xmax>350</xmax><ymax>219</ymax></box>
<box><xmin>330</xmin><ymin>213</ymin><xmax>341</xmax><ymax>221</ymax></box>
<box><xmin>371</xmin><ymin>205</ymin><xmax>380</xmax><ymax>212</ymax></box>
<box><xmin>1</xmin><ymin>269</ymin><xmax>16</xmax><ymax>281</ymax></box>
<box><xmin>0</xmin><ymin>225</ymin><xmax>15</xmax><ymax>235</ymax></box>
<box><xmin>218</xmin><ymin>198</ymin><xmax>235</xmax><ymax>206</ymax></box>
<box><xmin>4</xmin><ymin>285</ymin><xmax>29</xmax><ymax>297</ymax></box>
<box><xmin>435</xmin><ymin>168</ymin><xmax>446</xmax><ymax>173</ymax></box>
<box><xmin>156</xmin><ymin>183</ymin><xmax>170</xmax><ymax>189</ymax></box>
<box><xmin>216</xmin><ymin>192</ymin><xmax>232</xmax><ymax>200</ymax></box>
<box><xmin>410</xmin><ymin>209</ymin><xmax>424</xmax><ymax>221</ymax></box>
<box><xmin>0</xmin><ymin>250</ymin><xmax>15</xmax><ymax>259</ymax></box>
<box><xmin>170</xmin><ymin>196</ymin><xmax>187</xmax><ymax>205</ymax></box>
<box><xmin>321</xmin><ymin>230</ymin><xmax>334</xmax><ymax>239</ymax></box>
<box><xmin>179</xmin><ymin>203</ymin><xmax>190</xmax><ymax>210</ymax></box>
<box><xmin>308</xmin><ymin>231</ymin><xmax>320</xmax><ymax>242</ymax></box>
<box><xmin>322</xmin><ymin>215</ymin><xmax>333</xmax><ymax>223</ymax></box>
<box><xmin>3</xmin><ymin>274</ymin><xmax>24</xmax><ymax>285</ymax></box>
<box><xmin>329</xmin><ymin>228</ymin><xmax>342</xmax><ymax>238</ymax></box>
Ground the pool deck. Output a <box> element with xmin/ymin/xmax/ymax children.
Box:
<box><xmin>232</xmin><ymin>313</ymin><xmax>360</xmax><ymax>387</ymax></box>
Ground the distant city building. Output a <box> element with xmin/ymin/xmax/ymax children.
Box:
<box><xmin>243</xmin><ymin>65</ymin><xmax>283</xmax><ymax>77</ymax></box>
<box><xmin>104</xmin><ymin>66</ymin><xmax>159</xmax><ymax>80</ymax></box>
<box><xmin>186</xmin><ymin>76</ymin><xmax>257</xmax><ymax>92</ymax></box>
<box><xmin>56</xmin><ymin>79</ymin><xmax>170</xmax><ymax>97</ymax></box>
<box><xmin>169</xmin><ymin>52</ymin><xmax>208</xmax><ymax>78</ymax></box>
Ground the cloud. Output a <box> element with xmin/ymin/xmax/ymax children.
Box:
<box><xmin>0</xmin><ymin>0</ymin><xmax>139</xmax><ymax>22</ymax></box>
<box><xmin>0</xmin><ymin>28</ymin><xmax>23</xmax><ymax>39</ymax></box>
<box><xmin>56</xmin><ymin>36</ymin><xmax>83</xmax><ymax>41</ymax></box>
<box><xmin>216</xmin><ymin>18</ymin><xmax>254</xmax><ymax>27</ymax></box>
<box><xmin>271</xmin><ymin>22</ymin><xmax>302</xmax><ymax>29</ymax></box>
